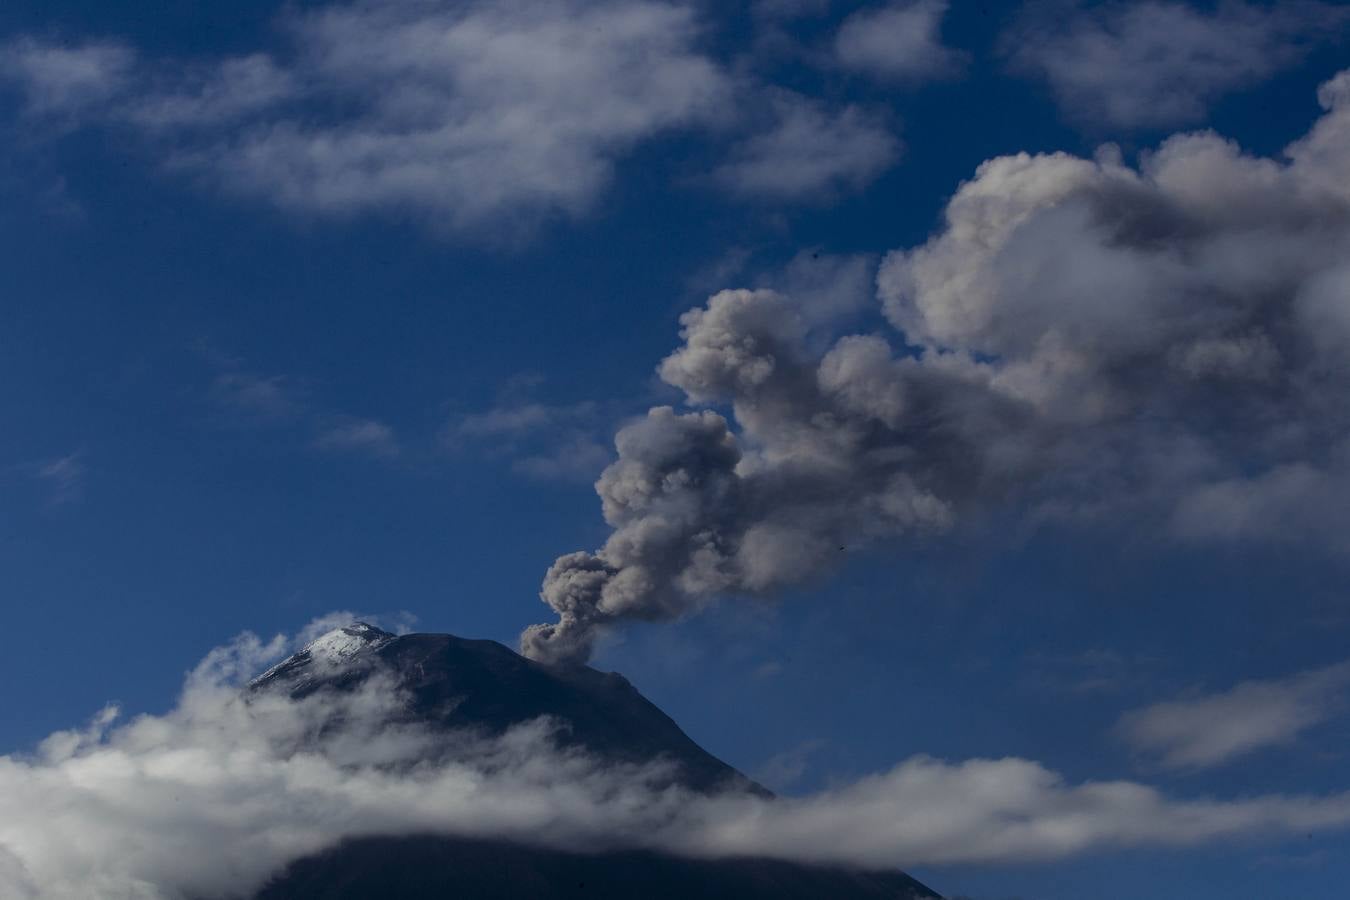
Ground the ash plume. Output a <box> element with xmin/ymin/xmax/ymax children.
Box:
<box><xmin>523</xmin><ymin>69</ymin><xmax>1350</xmax><ymax>666</ymax></box>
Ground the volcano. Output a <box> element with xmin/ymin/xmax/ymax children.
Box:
<box><xmin>249</xmin><ymin>623</ymin><xmax>941</xmax><ymax>899</ymax></box>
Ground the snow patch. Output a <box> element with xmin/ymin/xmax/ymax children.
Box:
<box><xmin>304</xmin><ymin>623</ymin><xmax>392</xmax><ymax>664</ymax></box>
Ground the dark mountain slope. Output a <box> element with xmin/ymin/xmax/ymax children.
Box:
<box><xmin>256</xmin><ymin>835</ymin><xmax>940</xmax><ymax>900</ymax></box>
<box><xmin>249</xmin><ymin>622</ymin><xmax>762</xmax><ymax>794</ymax></box>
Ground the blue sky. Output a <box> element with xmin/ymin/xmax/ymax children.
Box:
<box><xmin>3</xmin><ymin>1</ymin><xmax>1350</xmax><ymax>897</ymax></box>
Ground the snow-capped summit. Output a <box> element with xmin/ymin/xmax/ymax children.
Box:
<box><xmin>249</xmin><ymin>622</ymin><xmax>394</xmax><ymax>690</ymax></box>
<box><xmin>303</xmin><ymin>622</ymin><xmax>394</xmax><ymax>663</ymax></box>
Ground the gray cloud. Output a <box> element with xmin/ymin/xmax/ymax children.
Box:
<box><xmin>1117</xmin><ymin>661</ymin><xmax>1350</xmax><ymax>770</ymax></box>
<box><xmin>525</xmin><ymin>69</ymin><xmax>1350</xmax><ymax>665</ymax></box>
<box><xmin>6</xmin><ymin>619</ymin><xmax>1350</xmax><ymax>899</ymax></box>
<box><xmin>1006</xmin><ymin>0</ymin><xmax>1350</xmax><ymax>130</ymax></box>
<box><xmin>711</xmin><ymin>91</ymin><xmax>901</xmax><ymax>201</ymax></box>
<box><xmin>834</xmin><ymin>0</ymin><xmax>965</xmax><ymax>83</ymax></box>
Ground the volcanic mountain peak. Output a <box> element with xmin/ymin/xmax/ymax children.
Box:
<box><xmin>248</xmin><ymin>624</ymin><xmax>942</xmax><ymax>899</ymax></box>
<box><xmin>304</xmin><ymin>621</ymin><xmax>394</xmax><ymax>660</ymax></box>
<box><xmin>248</xmin><ymin>623</ymin><xmax>766</xmax><ymax>796</ymax></box>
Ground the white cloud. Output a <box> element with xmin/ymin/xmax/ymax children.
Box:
<box><xmin>834</xmin><ymin>0</ymin><xmax>965</xmax><ymax>83</ymax></box>
<box><xmin>1006</xmin><ymin>0</ymin><xmax>1350</xmax><ymax>130</ymax></box>
<box><xmin>712</xmin><ymin>91</ymin><xmax>900</xmax><ymax>200</ymax></box>
<box><xmin>1117</xmin><ymin>661</ymin><xmax>1350</xmax><ymax>770</ymax></box>
<box><xmin>0</xmin><ymin>0</ymin><xmax>731</xmax><ymax>236</ymax></box>
<box><xmin>213</xmin><ymin>0</ymin><xmax>729</xmax><ymax>233</ymax></box>
<box><xmin>6</xmin><ymin>620</ymin><xmax>1350</xmax><ymax>899</ymax></box>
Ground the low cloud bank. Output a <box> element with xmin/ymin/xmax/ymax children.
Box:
<box><xmin>525</xmin><ymin>68</ymin><xmax>1350</xmax><ymax>666</ymax></box>
<box><xmin>5</xmin><ymin>623</ymin><xmax>1350</xmax><ymax>899</ymax></box>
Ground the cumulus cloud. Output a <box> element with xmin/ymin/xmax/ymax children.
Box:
<box><xmin>1117</xmin><ymin>661</ymin><xmax>1350</xmax><ymax>770</ymax></box>
<box><xmin>525</xmin><ymin>69</ymin><xmax>1350</xmax><ymax>665</ymax></box>
<box><xmin>834</xmin><ymin>0</ymin><xmax>965</xmax><ymax>83</ymax></box>
<box><xmin>6</xmin><ymin>620</ymin><xmax>1350</xmax><ymax>899</ymax></box>
<box><xmin>1006</xmin><ymin>0</ymin><xmax>1350</xmax><ymax>130</ymax></box>
<box><xmin>712</xmin><ymin>91</ymin><xmax>901</xmax><ymax>200</ymax></box>
<box><xmin>0</xmin><ymin>0</ymin><xmax>730</xmax><ymax>235</ymax></box>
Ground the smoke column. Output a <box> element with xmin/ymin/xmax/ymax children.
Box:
<box><xmin>523</xmin><ymin>70</ymin><xmax>1350</xmax><ymax>665</ymax></box>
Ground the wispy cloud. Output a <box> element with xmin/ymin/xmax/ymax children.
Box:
<box><xmin>447</xmin><ymin>389</ymin><xmax>612</xmax><ymax>483</ymax></box>
<box><xmin>833</xmin><ymin>0</ymin><xmax>965</xmax><ymax>84</ymax></box>
<box><xmin>313</xmin><ymin>418</ymin><xmax>401</xmax><ymax>459</ymax></box>
<box><xmin>209</xmin><ymin>371</ymin><xmax>305</xmax><ymax>423</ymax></box>
<box><xmin>711</xmin><ymin>91</ymin><xmax>900</xmax><ymax>201</ymax></box>
<box><xmin>0</xmin><ymin>38</ymin><xmax>134</xmax><ymax>119</ymax></box>
<box><xmin>205</xmin><ymin>362</ymin><xmax>399</xmax><ymax>462</ymax></box>
<box><xmin>753</xmin><ymin>738</ymin><xmax>826</xmax><ymax>791</ymax></box>
<box><xmin>1116</xmin><ymin>661</ymin><xmax>1350</xmax><ymax>770</ymax></box>
<box><xmin>1022</xmin><ymin>648</ymin><xmax>1161</xmax><ymax>696</ymax></box>
<box><xmin>1005</xmin><ymin>0</ymin><xmax>1350</xmax><ymax>130</ymax></box>
<box><xmin>34</xmin><ymin>452</ymin><xmax>86</xmax><ymax>507</ymax></box>
<box><xmin>0</xmin><ymin>0</ymin><xmax>925</xmax><ymax>235</ymax></box>
<box><xmin>0</xmin><ymin>0</ymin><xmax>730</xmax><ymax>236</ymax></box>
<box><xmin>454</xmin><ymin>401</ymin><xmax>597</xmax><ymax>441</ymax></box>
<box><xmin>511</xmin><ymin>436</ymin><xmax>612</xmax><ymax>482</ymax></box>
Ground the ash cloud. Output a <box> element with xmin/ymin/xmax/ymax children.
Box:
<box><xmin>6</xmin><ymin>620</ymin><xmax>1350</xmax><ymax>899</ymax></box>
<box><xmin>524</xmin><ymin>69</ymin><xmax>1350</xmax><ymax>666</ymax></box>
